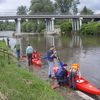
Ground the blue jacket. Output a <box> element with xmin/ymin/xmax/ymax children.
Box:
<box><xmin>56</xmin><ymin>61</ymin><xmax>68</xmax><ymax>79</ymax></box>
<box><xmin>47</xmin><ymin>50</ymin><xmax>54</xmax><ymax>62</ymax></box>
<box><xmin>26</xmin><ymin>46</ymin><xmax>33</xmax><ymax>54</ymax></box>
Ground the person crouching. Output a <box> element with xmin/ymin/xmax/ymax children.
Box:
<box><xmin>56</xmin><ymin>64</ymin><xmax>68</xmax><ymax>86</ymax></box>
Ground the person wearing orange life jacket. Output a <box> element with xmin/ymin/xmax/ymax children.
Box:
<box><xmin>69</xmin><ymin>64</ymin><xmax>80</xmax><ymax>90</ymax></box>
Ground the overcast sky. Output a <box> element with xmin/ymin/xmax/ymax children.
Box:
<box><xmin>0</xmin><ymin>0</ymin><xmax>100</xmax><ymax>15</ymax></box>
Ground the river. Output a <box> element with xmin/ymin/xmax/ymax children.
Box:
<box><xmin>0</xmin><ymin>31</ymin><xmax>100</xmax><ymax>99</ymax></box>
<box><xmin>22</xmin><ymin>35</ymin><xmax>100</xmax><ymax>86</ymax></box>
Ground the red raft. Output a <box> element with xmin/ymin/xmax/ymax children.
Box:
<box><xmin>32</xmin><ymin>51</ymin><xmax>42</xmax><ymax>66</ymax></box>
<box><xmin>54</xmin><ymin>67</ymin><xmax>100</xmax><ymax>95</ymax></box>
<box><xmin>21</xmin><ymin>52</ymin><xmax>42</xmax><ymax>66</ymax></box>
<box><xmin>76</xmin><ymin>76</ymin><xmax>100</xmax><ymax>95</ymax></box>
<box><xmin>32</xmin><ymin>59</ymin><xmax>42</xmax><ymax>67</ymax></box>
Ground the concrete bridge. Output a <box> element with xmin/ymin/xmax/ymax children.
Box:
<box><xmin>0</xmin><ymin>15</ymin><xmax>100</xmax><ymax>34</ymax></box>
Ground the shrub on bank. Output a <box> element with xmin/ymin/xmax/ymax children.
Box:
<box><xmin>80</xmin><ymin>22</ymin><xmax>100</xmax><ymax>36</ymax></box>
<box><xmin>60</xmin><ymin>20</ymin><xmax>72</xmax><ymax>35</ymax></box>
<box><xmin>21</xmin><ymin>21</ymin><xmax>45</xmax><ymax>33</ymax></box>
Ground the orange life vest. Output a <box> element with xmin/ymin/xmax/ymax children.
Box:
<box><xmin>72</xmin><ymin>64</ymin><xmax>80</xmax><ymax>70</ymax></box>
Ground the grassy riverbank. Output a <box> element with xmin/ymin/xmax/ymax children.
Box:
<box><xmin>0</xmin><ymin>39</ymin><xmax>8</xmax><ymax>49</ymax></box>
<box><xmin>0</xmin><ymin>40</ymin><xmax>64</xmax><ymax>100</ymax></box>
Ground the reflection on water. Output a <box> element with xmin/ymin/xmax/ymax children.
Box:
<box><xmin>70</xmin><ymin>35</ymin><xmax>83</xmax><ymax>48</ymax></box>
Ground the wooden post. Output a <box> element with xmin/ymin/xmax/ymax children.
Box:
<box><xmin>8</xmin><ymin>53</ymin><xmax>10</xmax><ymax>64</ymax></box>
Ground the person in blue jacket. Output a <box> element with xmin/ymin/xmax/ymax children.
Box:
<box><xmin>47</xmin><ymin>46</ymin><xmax>55</xmax><ymax>78</ymax></box>
<box><xmin>56</xmin><ymin>62</ymin><xmax>68</xmax><ymax>86</ymax></box>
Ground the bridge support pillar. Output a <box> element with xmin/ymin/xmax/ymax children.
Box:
<box><xmin>46</xmin><ymin>17</ymin><xmax>55</xmax><ymax>34</ymax></box>
<box><xmin>79</xmin><ymin>17</ymin><xmax>83</xmax><ymax>29</ymax></box>
<box><xmin>77</xmin><ymin>19</ymin><xmax>80</xmax><ymax>30</ymax></box>
<box><xmin>72</xmin><ymin>17</ymin><xmax>83</xmax><ymax>31</ymax></box>
<box><xmin>72</xmin><ymin>19</ymin><xmax>77</xmax><ymax>31</ymax></box>
<box><xmin>15</xmin><ymin>18</ymin><xmax>21</xmax><ymax>34</ymax></box>
<box><xmin>51</xmin><ymin>17</ymin><xmax>55</xmax><ymax>32</ymax></box>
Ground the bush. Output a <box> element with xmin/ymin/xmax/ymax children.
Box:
<box><xmin>80</xmin><ymin>22</ymin><xmax>100</xmax><ymax>36</ymax></box>
<box><xmin>60</xmin><ymin>20</ymin><xmax>72</xmax><ymax>35</ymax></box>
<box><xmin>21</xmin><ymin>20</ymin><xmax>45</xmax><ymax>33</ymax></box>
<box><xmin>37</xmin><ymin>22</ymin><xmax>45</xmax><ymax>33</ymax></box>
<box><xmin>0</xmin><ymin>21</ymin><xmax>15</xmax><ymax>31</ymax></box>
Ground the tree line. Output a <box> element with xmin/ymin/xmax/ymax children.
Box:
<box><xmin>1</xmin><ymin>0</ymin><xmax>99</xmax><ymax>36</ymax></box>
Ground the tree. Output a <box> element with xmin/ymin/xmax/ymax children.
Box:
<box><xmin>17</xmin><ymin>5</ymin><xmax>27</xmax><ymax>15</ymax></box>
<box><xmin>80</xmin><ymin>6</ymin><xmax>94</xmax><ymax>23</ymax></box>
<box><xmin>55</xmin><ymin>0</ymin><xmax>76</xmax><ymax>14</ymax></box>
<box><xmin>80</xmin><ymin>6</ymin><xmax>94</xmax><ymax>15</ymax></box>
<box><xmin>72</xmin><ymin>0</ymin><xmax>80</xmax><ymax>15</ymax></box>
<box><xmin>0</xmin><ymin>21</ymin><xmax>15</xmax><ymax>31</ymax></box>
<box><xmin>29</xmin><ymin>0</ymin><xmax>55</xmax><ymax>14</ymax></box>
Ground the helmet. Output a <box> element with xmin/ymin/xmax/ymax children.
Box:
<box><xmin>72</xmin><ymin>63</ymin><xmax>80</xmax><ymax>69</ymax></box>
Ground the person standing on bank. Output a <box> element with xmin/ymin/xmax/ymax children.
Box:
<box><xmin>14</xmin><ymin>40</ymin><xmax>21</xmax><ymax>66</ymax></box>
<box><xmin>53</xmin><ymin>47</ymin><xmax>59</xmax><ymax>67</ymax></box>
<box><xmin>47</xmin><ymin>46</ymin><xmax>55</xmax><ymax>78</ymax></box>
<box><xmin>26</xmin><ymin>44</ymin><xmax>34</xmax><ymax>68</ymax></box>
<box><xmin>7</xmin><ymin>37</ymin><xmax>10</xmax><ymax>48</ymax></box>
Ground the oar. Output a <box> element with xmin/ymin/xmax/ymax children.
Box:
<box><xmin>56</xmin><ymin>55</ymin><xmax>68</xmax><ymax>69</ymax></box>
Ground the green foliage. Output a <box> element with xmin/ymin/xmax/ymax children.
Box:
<box><xmin>55</xmin><ymin>0</ymin><xmax>76</xmax><ymax>14</ymax></box>
<box><xmin>72</xmin><ymin>0</ymin><xmax>80</xmax><ymax>15</ymax></box>
<box><xmin>60</xmin><ymin>20</ymin><xmax>72</xmax><ymax>35</ymax></box>
<box><xmin>80</xmin><ymin>22</ymin><xmax>100</xmax><ymax>36</ymax></box>
<box><xmin>22</xmin><ymin>21</ymin><xmax>36</xmax><ymax>32</ymax></box>
<box><xmin>80</xmin><ymin>6</ymin><xmax>94</xmax><ymax>23</ymax></box>
<box><xmin>0</xmin><ymin>40</ymin><xmax>7</xmax><ymax>49</ymax></box>
<box><xmin>26</xmin><ymin>22</ymin><xmax>34</xmax><ymax>32</ymax></box>
<box><xmin>30</xmin><ymin>0</ymin><xmax>55</xmax><ymax>14</ymax></box>
<box><xmin>0</xmin><ymin>21</ymin><xmax>15</xmax><ymax>31</ymax></box>
<box><xmin>21</xmin><ymin>20</ymin><xmax>45</xmax><ymax>33</ymax></box>
<box><xmin>37</xmin><ymin>21</ymin><xmax>45</xmax><ymax>33</ymax></box>
<box><xmin>80</xmin><ymin>6</ymin><xmax>94</xmax><ymax>15</ymax></box>
<box><xmin>17</xmin><ymin>5</ymin><xmax>27</xmax><ymax>15</ymax></box>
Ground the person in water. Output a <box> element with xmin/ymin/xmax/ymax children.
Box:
<box><xmin>69</xmin><ymin>63</ymin><xmax>80</xmax><ymax>90</ymax></box>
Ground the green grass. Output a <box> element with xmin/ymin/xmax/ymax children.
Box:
<box><xmin>0</xmin><ymin>42</ymin><xmax>64</xmax><ymax>100</ymax></box>
<box><xmin>0</xmin><ymin>40</ymin><xmax>8</xmax><ymax>49</ymax></box>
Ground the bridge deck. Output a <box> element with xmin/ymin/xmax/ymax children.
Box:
<box><xmin>0</xmin><ymin>15</ymin><xmax>100</xmax><ymax>20</ymax></box>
